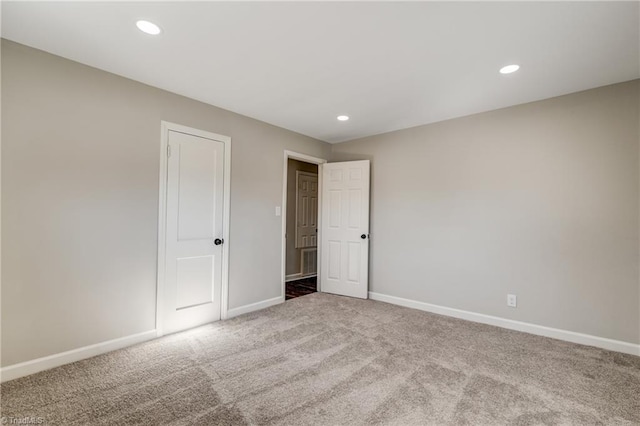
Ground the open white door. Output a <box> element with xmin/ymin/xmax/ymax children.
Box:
<box><xmin>320</xmin><ymin>160</ymin><xmax>370</xmax><ymax>299</ymax></box>
<box><xmin>160</xmin><ymin>127</ymin><xmax>228</xmax><ymax>335</ymax></box>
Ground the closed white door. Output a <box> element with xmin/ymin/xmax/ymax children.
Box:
<box><xmin>296</xmin><ymin>171</ymin><xmax>318</xmax><ymax>248</ymax></box>
<box><xmin>162</xmin><ymin>129</ymin><xmax>225</xmax><ymax>334</ymax></box>
<box><xmin>320</xmin><ymin>160</ymin><xmax>370</xmax><ymax>299</ymax></box>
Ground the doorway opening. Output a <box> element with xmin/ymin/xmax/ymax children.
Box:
<box><xmin>282</xmin><ymin>151</ymin><xmax>326</xmax><ymax>301</ymax></box>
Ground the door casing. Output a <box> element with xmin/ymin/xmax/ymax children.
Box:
<box><xmin>282</xmin><ymin>151</ymin><xmax>327</xmax><ymax>299</ymax></box>
<box><xmin>156</xmin><ymin>121</ymin><xmax>232</xmax><ymax>337</ymax></box>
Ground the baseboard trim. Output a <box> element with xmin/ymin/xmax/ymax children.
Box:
<box><xmin>285</xmin><ymin>273</ymin><xmax>317</xmax><ymax>282</ymax></box>
<box><xmin>285</xmin><ymin>273</ymin><xmax>303</xmax><ymax>282</ymax></box>
<box><xmin>226</xmin><ymin>296</ymin><xmax>284</xmax><ymax>319</ymax></box>
<box><xmin>369</xmin><ymin>292</ymin><xmax>640</xmax><ymax>357</ymax></box>
<box><xmin>0</xmin><ymin>329</ymin><xmax>158</xmax><ymax>383</ymax></box>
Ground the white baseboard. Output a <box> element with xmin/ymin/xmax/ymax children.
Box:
<box><xmin>0</xmin><ymin>329</ymin><xmax>158</xmax><ymax>383</ymax></box>
<box><xmin>369</xmin><ymin>292</ymin><xmax>640</xmax><ymax>357</ymax></box>
<box><xmin>285</xmin><ymin>273</ymin><xmax>317</xmax><ymax>282</ymax></box>
<box><xmin>285</xmin><ymin>273</ymin><xmax>303</xmax><ymax>282</ymax></box>
<box><xmin>226</xmin><ymin>296</ymin><xmax>284</xmax><ymax>319</ymax></box>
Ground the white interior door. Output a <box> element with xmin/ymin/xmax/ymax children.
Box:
<box><xmin>296</xmin><ymin>171</ymin><xmax>318</xmax><ymax>248</ymax></box>
<box><xmin>320</xmin><ymin>160</ymin><xmax>370</xmax><ymax>299</ymax></box>
<box><xmin>163</xmin><ymin>129</ymin><xmax>225</xmax><ymax>334</ymax></box>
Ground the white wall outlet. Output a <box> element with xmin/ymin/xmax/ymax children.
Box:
<box><xmin>275</xmin><ymin>206</ymin><xmax>281</xmax><ymax>217</ymax></box>
<box><xmin>507</xmin><ymin>294</ymin><xmax>517</xmax><ymax>308</ymax></box>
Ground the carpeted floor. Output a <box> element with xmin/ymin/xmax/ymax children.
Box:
<box><xmin>1</xmin><ymin>293</ymin><xmax>639</xmax><ymax>425</ymax></box>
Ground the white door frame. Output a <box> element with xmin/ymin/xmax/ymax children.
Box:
<box><xmin>156</xmin><ymin>121</ymin><xmax>232</xmax><ymax>336</ymax></box>
<box><xmin>282</xmin><ymin>151</ymin><xmax>327</xmax><ymax>299</ymax></box>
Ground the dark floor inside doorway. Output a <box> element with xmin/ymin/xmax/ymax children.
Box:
<box><xmin>285</xmin><ymin>276</ymin><xmax>317</xmax><ymax>300</ymax></box>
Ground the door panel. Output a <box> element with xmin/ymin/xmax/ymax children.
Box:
<box><xmin>176</xmin><ymin>255</ymin><xmax>214</xmax><ymax>309</ymax></box>
<box><xmin>328</xmin><ymin>190</ymin><xmax>342</xmax><ymax>228</ymax></box>
<box><xmin>320</xmin><ymin>160</ymin><xmax>370</xmax><ymax>299</ymax></box>
<box><xmin>347</xmin><ymin>242</ymin><xmax>360</xmax><ymax>283</ymax></box>
<box><xmin>328</xmin><ymin>240</ymin><xmax>342</xmax><ymax>280</ymax></box>
<box><xmin>348</xmin><ymin>189</ymin><xmax>362</xmax><ymax>228</ymax></box>
<box><xmin>164</xmin><ymin>130</ymin><xmax>224</xmax><ymax>334</ymax></box>
<box><xmin>176</xmin><ymin>142</ymin><xmax>218</xmax><ymax>240</ymax></box>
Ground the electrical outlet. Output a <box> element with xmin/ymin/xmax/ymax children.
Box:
<box><xmin>507</xmin><ymin>294</ymin><xmax>517</xmax><ymax>308</ymax></box>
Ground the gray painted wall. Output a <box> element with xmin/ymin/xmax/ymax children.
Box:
<box><xmin>285</xmin><ymin>159</ymin><xmax>318</xmax><ymax>277</ymax></box>
<box><xmin>1</xmin><ymin>40</ymin><xmax>331</xmax><ymax>366</ymax></box>
<box><xmin>332</xmin><ymin>80</ymin><xmax>640</xmax><ymax>344</ymax></box>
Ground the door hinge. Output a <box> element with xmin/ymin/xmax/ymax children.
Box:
<box><xmin>167</xmin><ymin>145</ymin><xmax>172</xmax><ymax>158</ymax></box>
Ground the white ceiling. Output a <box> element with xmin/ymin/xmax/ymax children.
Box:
<box><xmin>2</xmin><ymin>2</ymin><xmax>639</xmax><ymax>143</ymax></box>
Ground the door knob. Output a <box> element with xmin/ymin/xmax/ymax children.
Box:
<box><xmin>361</xmin><ymin>234</ymin><xmax>367</xmax><ymax>239</ymax></box>
<box><xmin>214</xmin><ymin>238</ymin><xmax>223</xmax><ymax>245</ymax></box>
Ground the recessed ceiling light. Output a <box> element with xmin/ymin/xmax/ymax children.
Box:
<box><xmin>337</xmin><ymin>115</ymin><xmax>350</xmax><ymax>121</ymax></box>
<box><xmin>499</xmin><ymin>64</ymin><xmax>520</xmax><ymax>74</ymax></box>
<box><xmin>136</xmin><ymin>20</ymin><xmax>161</xmax><ymax>35</ymax></box>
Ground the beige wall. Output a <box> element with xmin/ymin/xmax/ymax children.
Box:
<box><xmin>332</xmin><ymin>80</ymin><xmax>640</xmax><ymax>344</ymax></box>
<box><xmin>285</xmin><ymin>159</ymin><xmax>318</xmax><ymax>277</ymax></box>
<box><xmin>1</xmin><ymin>40</ymin><xmax>331</xmax><ymax>366</ymax></box>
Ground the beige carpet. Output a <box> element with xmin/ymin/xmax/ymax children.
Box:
<box><xmin>1</xmin><ymin>293</ymin><xmax>639</xmax><ymax>425</ymax></box>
